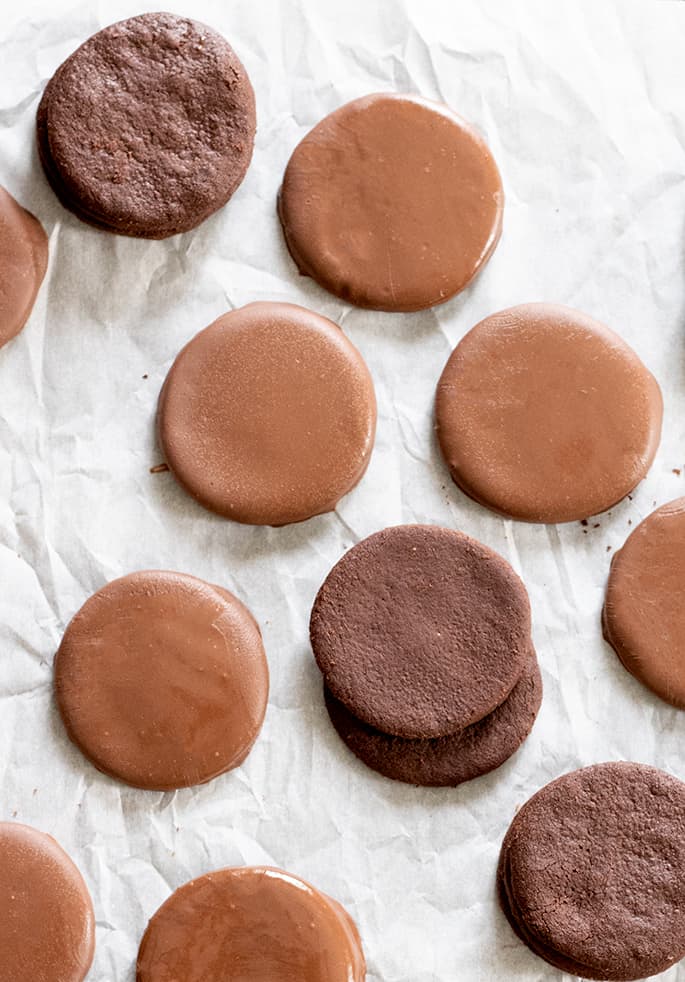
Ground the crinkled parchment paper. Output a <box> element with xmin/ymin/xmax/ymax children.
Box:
<box><xmin>1</xmin><ymin>0</ymin><xmax>685</xmax><ymax>979</ymax></box>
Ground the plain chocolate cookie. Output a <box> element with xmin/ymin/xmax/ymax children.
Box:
<box><xmin>436</xmin><ymin>304</ymin><xmax>663</xmax><ymax>523</ymax></box>
<box><xmin>278</xmin><ymin>93</ymin><xmax>503</xmax><ymax>311</ymax></box>
<box><xmin>603</xmin><ymin>498</ymin><xmax>685</xmax><ymax>709</ymax></box>
<box><xmin>310</xmin><ymin>525</ymin><xmax>532</xmax><ymax>739</ymax></box>
<box><xmin>137</xmin><ymin>866</ymin><xmax>366</xmax><ymax>982</ymax></box>
<box><xmin>158</xmin><ymin>302</ymin><xmax>376</xmax><ymax>526</ymax></box>
<box><xmin>55</xmin><ymin>570</ymin><xmax>269</xmax><ymax>790</ymax></box>
<box><xmin>325</xmin><ymin>649</ymin><xmax>541</xmax><ymax>786</ymax></box>
<box><xmin>498</xmin><ymin>762</ymin><xmax>685</xmax><ymax>980</ymax></box>
<box><xmin>0</xmin><ymin>823</ymin><xmax>95</xmax><ymax>982</ymax></box>
<box><xmin>38</xmin><ymin>12</ymin><xmax>255</xmax><ymax>237</ymax></box>
<box><xmin>0</xmin><ymin>186</ymin><xmax>48</xmax><ymax>348</ymax></box>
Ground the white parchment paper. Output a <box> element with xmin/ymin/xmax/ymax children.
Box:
<box><xmin>1</xmin><ymin>0</ymin><xmax>685</xmax><ymax>979</ymax></box>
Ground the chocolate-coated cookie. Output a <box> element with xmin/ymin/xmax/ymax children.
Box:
<box><xmin>498</xmin><ymin>762</ymin><xmax>685</xmax><ymax>980</ymax></box>
<box><xmin>325</xmin><ymin>649</ymin><xmax>541</xmax><ymax>786</ymax></box>
<box><xmin>55</xmin><ymin>570</ymin><xmax>269</xmax><ymax>790</ymax></box>
<box><xmin>603</xmin><ymin>498</ymin><xmax>685</xmax><ymax>709</ymax></box>
<box><xmin>436</xmin><ymin>304</ymin><xmax>662</xmax><ymax>523</ymax></box>
<box><xmin>0</xmin><ymin>186</ymin><xmax>48</xmax><ymax>347</ymax></box>
<box><xmin>310</xmin><ymin>525</ymin><xmax>532</xmax><ymax>739</ymax></box>
<box><xmin>278</xmin><ymin>93</ymin><xmax>503</xmax><ymax>311</ymax></box>
<box><xmin>38</xmin><ymin>13</ymin><xmax>255</xmax><ymax>238</ymax></box>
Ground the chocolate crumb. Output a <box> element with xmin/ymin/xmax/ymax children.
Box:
<box><xmin>606</xmin><ymin>545</ymin><xmax>612</xmax><ymax>552</ymax></box>
<box><xmin>150</xmin><ymin>463</ymin><xmax>170</xmax><ymax>474</ymax></box>
<box><xmin>142</xmin><ymin>373</ymin><xmax>148</xmax><ymax>379</ymax></box>
<box><xmin>674</xmin><ymin>468</ymin><xmax>681</xmax><ymax>476</ymax></box>
<box><xmin>580</xmin><ymin>519</ymin><xmax>589</xmax><ymax>527</ymax></box>
<box><xmin>593</xmin><ymin>523</ymin><xmax>600</xmax><ymax>529</ymax></box>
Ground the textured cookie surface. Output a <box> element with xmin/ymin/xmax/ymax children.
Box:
<box><xmin>137</xmin><ymin>866</ymin><xmax>366</xmax><ymax>982</ymax></box>
<box><xmin>0</xmin><ymin>186</ymin><xmax>48</xmax><ymax>347</ymax></box>
<box><xmin>279</xmin><ymin>93</ymin><xmax>503</xmax><ymax>311</ymax></box>
<box><xmin>498</xmin><ymin>762</ymin><xmax>685</xmax><ymax>980</ymax></box>
<box><xmin>158</xmin><ymin>302</ymin><xmax>376</xmax><ymax>526</ymax></box>
<box><xmin>39</xmin><ymin>12</ymin><xmax>255</xmax><ymax>237</ymax></box>
<box><xmin>603</xmin><ymin>498</ymin><xmax>685</xmax><ymax>709</ymax></box>
<box><xmin>436</xmin><ymin>303</ymin><xmax>662</xmax><ymax>523</ymax></box>
<box><xmin>55</xmin><ymin>570</ymin><xmax>269</xmax><ymax>790</ymax></box>
<box><xmin>0</xmin><ymin>823</ymin><xmax>95</xmax><ymax>982</ymax></box>
<box><xmin>325</xmin><ymin>649</ymin><xmax>541</xmax><ymax>786</ymax></box>
<box><xmin>310</xmin><ymin>525</ymin><xmax>531</xmax><ymax>738</ymax></box>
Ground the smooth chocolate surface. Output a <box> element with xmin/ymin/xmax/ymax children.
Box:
<box><xmin>136</xmin><ymin>866</ymin><xmax>366</xmax><ymax>982</ymax></box>
<box><xmin>0</xmin><ymin>822</ymin><xmax>95</xmax><ymax>982</ymax></box>
<box><xmin>158</xmin><ymin>302</ymin><xmax>376</xmax><ymax>526</ymax></box>
<box><xmin>603</xmin><ymin>497</ymin><xmax>685</xmax><ymax>708</ymax></box>
<box><xmin>38</xmin><ymin>13</ymin><xmax>255</xmax><ymax>238</ymax></box>
<box><xmin>0</xmin><ymin>186</ymin><xmax>48</xmax><ymax>348</ymax></box>
<box><xmin>497</xmin><ymin>763</ymin><xmax>685</xmax><ymax>980</ymax></box>
<box><xmin>325</xmin><ymin>649</ymin><xmax>541</xmax><ymax>786</ymax></box>
<box><xmin>436</xmin><ymin>303</ymin><xmax>663</xmax><ymax>523</ymax></box>
<box><xmin>55</xmin><ymin>570</ymin><xmax>269</xmax><ymax>790</ymax></box>
<box><xmin>310</xmin><ymin>525</ymin><xmax>532</xmax><ymax>739</ymax></box>
<box><xmin>278</xmin><ymin>93</ymin><xmax>503</xmax><ymax>311</ymax></box>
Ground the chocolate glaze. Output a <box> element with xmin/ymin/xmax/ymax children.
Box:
<box><xmin>0</xmin><ymin>186</ymin><xmax>48</xmax><ymax>348</ymax></box>
<box><xmin>436</xmin><ymin>303</ymin><xmax>663</xmax><ymax>523</ymax></box>
<box><xmin>278</xmin><ymin>93</ymin><xmax>503</xmax><ymax>311</ymax></box>
<box><xmin>0</xmin><ymin>822</ymin><xmax>95</xmax><ymax>982</ymax></box>
<box><xmin>158</xmin><ymin>302</ymin><xmax>376</xmax><ymax>526</ymax></box>
<box><xmin>603</xmin><ymin>497</ymin><xmax>685</xmax><ymax>708</ymax></box>
<box><xmin>55</xmin><ymin>570</ymin><xmax>269</xmax><ymax>790</ymax></box>
<box><xmin>136</xmin><ymin>866</ymin><xmax>366</xmax><ymax>982</ymax></box>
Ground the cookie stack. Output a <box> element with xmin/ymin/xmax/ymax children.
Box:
<box><xmin>310</xmin><ymin>525</ymin><xmax>541</xmax><ymax>787</ymax></box>
<box><xmin>498</xmin><ymin>763</ymin><xmax>685</xmax><ymax>980</ymax></box>
<box><xmin>37</xmin><ymin>13</ymin><xmax>255</xmax><ymax>239</ymax></box>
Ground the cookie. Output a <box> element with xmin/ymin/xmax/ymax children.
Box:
<box><xmin>436</xmin><ymin>303</ymin><xmax>663</xmax><ymax>523</ymax></box>
<box><xmin>603</xmin><ymin>498</ymin><xmax>685</xmax><ymax>708</ymax></box>
<box><xmin>0</xmin><ymin>823</ymin><xmax>95</xmax><ymax>982</ymax></box>
<box><xmin>38</xmin><ymin>13</ymin><xmax>255</xmax><ymax>238</ymax></box>
<box><xmin>498</xmin><ymin>762</ymin><xmax>685</xmax><ymax>980</ymax></box>
<box><xmin>0</xmin><ymin>186</ymin><xmax>48</xmax><ymax>348</ymax></box>
<box><xmin>278</xmin><ymin>93</ymin><xmax>503</xmax><ymax>311</ymax></box>
<box><xmin>325</xmin><ymin>649</ymin><xmax>541</xmax><ymax>786</ymax></box>
<box><xmin>158</xmin><ymin>302</ymin><xmax>376</xmax><ymax>526</ymax></box>
<box><xmin>137</xmin><ymin>866</ymin><xmax>366</xmax><ymax>982</ymax></box>
<box><xmin>55</xmin><ymin>570</ymin><xmax>269</xmax><ymax>790</ymax></box>
<box><xmin>310</xmin><ymin>525</ymin><xmax>532</xmax><ymax>739</ymax></box>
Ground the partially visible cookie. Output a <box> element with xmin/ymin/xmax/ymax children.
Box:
<box><xmin>603</xmin><ymin>498</ymin><xmax>685</xmax><ymax>709</ymax></box>
<box><xmin>325</xmin><ymin>649</ymin><xmax>541</xmax><ymax>786</ymax></box>
<box><xmin>38</xmin><ymin>13</ymin><xmax>255</xmax><ymax>238</ymax></box>
<box><xmin>310</xmin><ymin>525</ymin><xmax>532</xmax><ymax>739</ymax></box>
<box><xmin>498</xmin><ymin>762</ymin><xmax>685</xmax><ymax>980</ymax></box>
<box><xmin>0</xmin><ymin>186</ymin><xmax>48</xmax><ymax>347</ymax></box>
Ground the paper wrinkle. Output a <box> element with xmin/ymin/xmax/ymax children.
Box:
<box><xmin>1</xmin><ymin>1</ymin><xmax>685</xmax><ymax>980</ymax></box>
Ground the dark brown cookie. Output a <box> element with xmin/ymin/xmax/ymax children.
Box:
<box><xmin>498</xmin><ymin>762</ymin><xmax>685</xmax><ymax>980</ymax></box>
<box><xmin>436</xmin><ymin>304</ymin><xmax>663</xmax><ymax>523</ymax></box>
<box><xmin>157</xmin><ymin>302</ymin><xmax>376</xmax><ymax>526</ymax></box>
<box><xmin>137</xmin><ymin>866</ymin><xmax>366</xmax><ymax>982</ymax></box>
<box><xmin>0</xmin><ymin>186</ymin><xmax>48</xmax><ymax>347</ymax></box>
<box><xmin>38</xmin><ymin>13</ymin><xmax>255</xmax><ymax>238</ymax></box>
<box><xmin>0</xmin><ymin>823</ymin><xmax>95</xmax><ymax>982</ymax></box>
<box><xmin>310</xmin><ymin>525</ymin><xmax>532</xmax><ymax>739</ymax></box>
<box><xmin>55</xmin><ymin>570</ymin><xmax>269</xmax><ymax>790</ymax></box>
<box><xmin>278</xmin><ymin>93</ymin><xmax>503</xmax><ymax>311</ymax></box>
<box><xmin>324</xmin><ymin>649</ymin><xmax>541</xmax><ymax>786</ymax></box>
<box><xmin>603</xmin><ymin>497</ymin><xmax>685</xmax><ymax>709</ymax></box>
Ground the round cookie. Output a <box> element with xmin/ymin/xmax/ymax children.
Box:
<box><xmin>603</xmin><ymin>498</ymin><xmax>685</xmax><ymax>708</ymax></box>
<box><xmin>325</xmin><ymin>649</ymin><xmax>541</xmax><ymax>786</ymax></box>
<box><xmin>310</xmin><ymin>525</ymin><xmax>532</xmax><ymax>739</ymax></box>
<box><xmin>0</xmin><ymin>823</ymin><xmax>95</xmax><ymax>982</ymax></box>
<box><xmin>158</xmin><ymin>302</ymin><xmax>376</xmax><ymax>526</ymax></box>
<box><xmin>278</xmin><ymin>93</ymin><xmax>503</xmax><ymax>311</ymax></box>
<box><xmin>436</xmin><ymin>304</ymin><xmax>662</xmax><ymax>524</ymax></box>
<box><xmin>0</xmin><ymin>186</ymin><xmax>48</xmax><ymax>348</ymax></box>
<box><xmin>55</xmin><ymin>570</ymin><xmax>269</xmax><ymax>790</ymax></box>
<box><xmin>498</xmin><ymin>762</ymin><xmax>685</xmax><ymax>980</ymax></box>
<box><xmin>137</xmin><ymin>866</ymin><xmax>366</xmax><ymax>982</ymax></box>
<box><xmin>38</xmin><ymin>13</ymin><xmax>255</xmax><ymax>238</ymax></box>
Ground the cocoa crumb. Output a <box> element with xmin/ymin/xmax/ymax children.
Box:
<box><xmin>150</xmin><ymin>463</ymin><xmax>170</xmax><ymax>474</ymax></box>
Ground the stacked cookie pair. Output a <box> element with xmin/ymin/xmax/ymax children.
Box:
<box><xmin>310</xmin><ymin>525</ymin><xmax>542</xmax><ymax>787</ymax></box>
